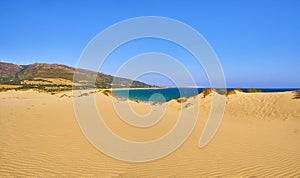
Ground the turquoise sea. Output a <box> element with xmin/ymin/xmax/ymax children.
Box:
<box><xmin>112</xmin><ymin>88</ymin><xmax>299</xmax><ymax>102</ymax></box>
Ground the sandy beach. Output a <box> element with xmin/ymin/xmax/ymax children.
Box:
<box><xmin>0</xmin><ymin>90</ymin><xmax>300</xmax><ymax>177</ymax></box>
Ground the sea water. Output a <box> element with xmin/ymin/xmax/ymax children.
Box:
<box><xmin>112</xmin><ymin>88</ymin><xmax>299</xmax><ymax>102</ymax></box>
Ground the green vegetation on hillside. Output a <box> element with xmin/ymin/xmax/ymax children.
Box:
<box><xmin>0</xmin><ymin>62</ymin><xmax>154</xmax><ymax>89</ymax></box>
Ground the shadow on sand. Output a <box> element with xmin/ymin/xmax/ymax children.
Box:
<box><xmin>293</xmin><ymin>90</ymin><xmax>300</xmax><ymax>99</ymax></box>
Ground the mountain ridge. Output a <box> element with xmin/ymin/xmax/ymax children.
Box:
<box><xmin>0</xmin><ymin>62</ymin><xmax>153</xmax><ymax>88</ymax></box>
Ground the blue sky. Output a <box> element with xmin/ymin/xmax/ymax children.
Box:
<box><xmin>0</xmin><ymin>0</ymin><xmax>299</xmax><ymax>87</ymax></box>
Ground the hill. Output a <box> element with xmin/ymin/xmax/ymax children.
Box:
<box><xmin>0</xmin><ymin>62</ymin><xmax>153</xmax><ymax>89</ymax></box>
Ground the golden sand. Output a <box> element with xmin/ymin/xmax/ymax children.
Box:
<box><xmin>0</xmin><ymin>90</ymin><xmax>300</xmax><ymax>177</ymax></box>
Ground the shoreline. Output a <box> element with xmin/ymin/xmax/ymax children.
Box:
<box><xmin>0</xmin><ymin>85</ymin><xmax>299</xmax><ymax>104</ymax></box>
<box><xmin>1</xmin><ymin>88</ymin><xmax>299</xmax><ymax>103</ymax></box>
<box><xmin>109</xmin><ymin>87</ymin><xmax>165</xmax><ymax>91</ymax></box>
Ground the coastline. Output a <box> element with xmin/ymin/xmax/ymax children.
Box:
<box><xmin>108</xmin><ymin>87</ymin><xmax>165</xmax><ymax>91</ymax></box>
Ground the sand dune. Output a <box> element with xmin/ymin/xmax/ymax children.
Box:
<box><xmin>0</xmin><ymin>90</ymin><xmax>300</xmax><ymax>177</ymax></box>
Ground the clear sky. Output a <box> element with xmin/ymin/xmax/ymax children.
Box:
<box><xmin>0</xmin><ymin>0</ymin><xmax>299</xmax><ymax>87</ymax></box>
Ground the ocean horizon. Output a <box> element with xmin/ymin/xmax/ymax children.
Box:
<box><xmin>112</xmin><ymin>88</ymin><xmax>299</xmax><ymax>102</ymax></box>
